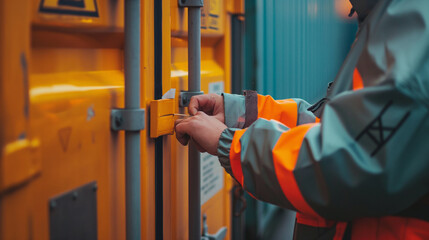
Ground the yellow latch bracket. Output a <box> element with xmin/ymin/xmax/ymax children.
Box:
<box><xmin>150</xmin><ymin>99</ymin><xmax>176</xmax><ymax>138</ymax></box>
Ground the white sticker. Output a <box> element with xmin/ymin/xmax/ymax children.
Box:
<box><xmin>208</xmin><ymin>81</ymin><xmax>224</xmax><ymax>95</ymax></box>
<box><xmin>200</xmin><ymin>152</ymin><xmax>224</xmax><ymax>205</ymax></box>
<box><xmin>161</xmin><ymin>88</ymin><xmax>176</xmax><ymax>99</ymax></box>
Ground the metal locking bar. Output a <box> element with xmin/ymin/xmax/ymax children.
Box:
<box><xmin>110</xmin><ymin>0</ymin><xmax>142</xmax><ymax>239</ymax></box>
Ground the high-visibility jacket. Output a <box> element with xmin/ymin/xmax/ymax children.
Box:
<box><xmin>217</xmin><ymin>0</ymin><xmax>429</xmax><ymax>239</ymax></box>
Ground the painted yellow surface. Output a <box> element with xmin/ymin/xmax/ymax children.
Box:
<box><xmin>0</xmin><ymin>0</ymin><xmax>126</xmax><ymax>239</ymax></box>
<box><xmin>150</xmin><ymin>99</ymin><xmax>176</xmax><ymax>138</ymax></box>
<box><xmin>0</xmin><ymin>0</ymin><xmax>236</xmax><ymax>239</ymax></box>
<box><xmin>1</xmin><ymin>138</ymin><xmax>41</xmax><ymax>191</ymax></box>
<box><xmin>226</xmin><ymin>0</ymin><xmax>245</xmax><ymax>14</ymax></box>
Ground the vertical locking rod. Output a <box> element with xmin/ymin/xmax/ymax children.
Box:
<box><xmin>124</xmin><ymin>0</ymin><xmax>141</xmax><ymax>239</ymax></box>
<box><xmin>188</xmin><ymin>3</ymin><xmax>202</xmax><ymax>240</ymax></box>
<box><xmin>188</xmin><ymin>2</ymin><xmax>201</xmax><ymax>239</ymax></box>
<box><xmin>178</xmin><ymin>1</ymin><xmax>204</xmax><ymax>239</ymax></box>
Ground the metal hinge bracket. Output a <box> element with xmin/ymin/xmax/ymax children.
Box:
<box><xmin>179</xmin><ymin>91</ymin><xmax>204</xmax><ymax>107</ymax></box>
<box><xmin>110</xmin><ymin>109</ymin><xmax>145</xmax><ymax>131</ymax></box>
<box><xmin>178</xmin><ymin>0</ymin><xmax>203</xmax><ymax>7</ymax></box>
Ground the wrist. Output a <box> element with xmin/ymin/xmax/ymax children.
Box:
<box><xmin>217</xmin><ymin>128</ymin><xmax>237</xmax><ymax>176</ymax></box>
<box><xmin>222</xmin><ymin>93</ymin><xmax>246</xmax><ymax>128</ymax></box>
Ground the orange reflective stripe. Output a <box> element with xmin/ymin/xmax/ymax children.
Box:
<box><xmin>296</xmin><ymin>213</ymin><xmax>348</xmax><ymax>239</ymax></box>
<box><xmin>272</xmin><ymin>123</ymin><xmax>320</xmax><ymax>216</ymax></box>
<box><xmin>353</xmin><ymin>68</ymin><xmax>364</xmax><ymax>91</ymax></box>
<box><xmin>230</xmin><ymin>129</ymin><xmax>247</xmax><ymax>186</ymax></box>
<box><xmin>315</xmin><ymin>117</ymin><xmax>321</xmax><ymax>123</ymax></box>
<box><xmin>351</xmin><ymin>216</ymin><xmax>429</xmax><ymax>240</ymax></box>
<box><xmin>296</xmin><ymin>213</ymin><xmax>335</xmax><ymax>228</ymax></box>
<box><xmin>257</xmin><ymin>95</ymin><xmax>298</xmax><ymax>128</ymax></box>
<box><xmin>246</xmin><ymin>191</ymin><xmax>259</xmax><ymax>200</ymax></box>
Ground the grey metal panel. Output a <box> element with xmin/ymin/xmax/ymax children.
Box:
<box><xmin>49</xmin><ymin>182</ymin><xmax>98</xmax><ymax>240</ymax></box>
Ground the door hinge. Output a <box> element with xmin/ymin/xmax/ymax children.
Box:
<box><xmin>110</xmin><ymin>109</ymin><xmax>145</xmax><ymax>131</ymax></box>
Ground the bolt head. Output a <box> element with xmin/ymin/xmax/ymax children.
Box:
<box><xmin>72</xmin><ymin>191</ymin><xmax>78</xmax><ymax>200</ymax></box>
<box><xmin>115</xmin><ymin>116</ymin><xmax>123</xmax><ymax>127</ymax></box>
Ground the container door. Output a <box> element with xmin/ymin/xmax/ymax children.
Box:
<box><xmin>1</xmin><ymin>1</ymin><xmax>131</xmax><ymax>239</ymax></box>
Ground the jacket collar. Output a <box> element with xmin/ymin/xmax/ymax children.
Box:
<box><xmin>349</xmin><ymin>0</ymin><xmax>381</xmax><ymax>21</ymax></box>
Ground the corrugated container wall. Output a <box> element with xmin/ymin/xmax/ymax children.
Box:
<box><xmin>245</xmin><ymin>0</ymin><xmax>357</xmax><ymax>103</ymax></box>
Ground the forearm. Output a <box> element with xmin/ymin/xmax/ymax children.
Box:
<box><xmin>222</xmin><ymin>91</ymin><xmax>318</xmax><ymax>129</ymax></box>
<box><xmin>218</xmin><ymin>85</ymin><xmax>429</xmax><ymax>221</ymax></box>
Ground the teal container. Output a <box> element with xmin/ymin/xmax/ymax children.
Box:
<box><xmin>244</xmin><ymin>0</ymin><xmax>357</xmax><ymax>103</ymax></box>
<box><xmin>241</xmin><ymin>1</ymin><xmax>357</xmax><ymax>239</ymax></box>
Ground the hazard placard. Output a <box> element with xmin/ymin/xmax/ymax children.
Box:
<box><xmin>39</xmin><ymin>0</ymin><xmax>99</xmax><ymax>17</ymax></box>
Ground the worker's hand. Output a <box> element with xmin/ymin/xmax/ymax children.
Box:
<box><xmin>175</xmin><ymin>111</ymin><xmax>227</xmax><ymax>155</ymax></box>
<box><xmin>188</xmin><ymin>94</ymin><xmax>225</xmax><ymax>123</ymax></box>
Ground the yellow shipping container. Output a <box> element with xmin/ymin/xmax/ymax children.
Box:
<box><xmin>0</xmin><ymin>0</ymin><xmax>244</xmax><ymax>239</ymax></box>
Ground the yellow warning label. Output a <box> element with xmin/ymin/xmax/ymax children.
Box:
<box><xmin>39</xmin><ymin>0</ymin><xmax>99</xmax><ymax>17</ymax></box>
